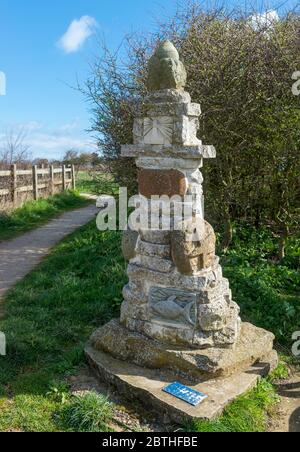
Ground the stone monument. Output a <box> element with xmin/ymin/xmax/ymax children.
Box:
<box><xmin>86</xmin><ymin>41</ymin><xmax>278</xmax><ymax>423</ymax></box>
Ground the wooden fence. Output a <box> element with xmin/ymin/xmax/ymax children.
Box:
<box><xmin>0</xmin><ymin>164</ymin><xmax>76</xmax><ymax>207</ymax></box>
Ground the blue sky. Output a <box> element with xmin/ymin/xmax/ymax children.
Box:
<box><xmin>0</xmin><ymin>0</ymin><xmax>298</xmax><ymax>160</ymax></box>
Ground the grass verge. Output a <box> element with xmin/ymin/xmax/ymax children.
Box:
<box><xmin>0</xmin><ymin>191</ymin><xmax>90</xmax><ymax>241</ymax></box>
<box><xmin>184</xmin><ymin>378</ymin><xmax>280</xmax><ymax>433</ymax></box>
<box><xmin>0</xmin><ymin>221</ymin><xmax>125</xmax><ymax>431</ymax></box>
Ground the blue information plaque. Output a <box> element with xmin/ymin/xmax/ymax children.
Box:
<box><xmin>163</xmin><ymin>382</ymin><xmax>207</xmax><ymax>407</ymax></box>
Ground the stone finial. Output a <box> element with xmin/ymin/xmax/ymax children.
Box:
<box><xmin>147</xmin><ymin>40</ymin><xmax>187</xmax><ymax>92</ymax></box>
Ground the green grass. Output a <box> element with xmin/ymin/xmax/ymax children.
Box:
<box><xmin>0</xmin><ymin>191</ymin><xmax>90</xmax><ymax>241</ymax></box>
<box><xmin>0</xmin><ymin>220</ymin><xmax>125</xmax><ymax>431</ymax></box>
<box><xmin>57</xmin><ymin>392</ymin><xmax>114</xmax><ymax>432</ymax></box>
<box><xmin>185</xmin><ymin>379</ymin><xmax>280</xmax><ymax>433</ymax></box>
<box><xmin>0</xmin><ymin>212</ymin><xmax>298</xmax><ymax>431</ymax></box>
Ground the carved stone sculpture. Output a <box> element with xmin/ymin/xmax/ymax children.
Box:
<box><xmin>171</xmin><ymin>219</ymin><xmax>216</xmax><ymax>275</ymax></box>
<box><xmin>86</xmin><ymin>41</ymin><xmax>278</xmax><ymax>424</ymax></box>
<box><xmin>149</xmin><ymin>287</ymin><xmax>197</xmax><ymax>327</ymax></box>
<box><xmin>147</xmin><ymin>40</ymin><xmax>187</xmax><ymax>91</ymax></box>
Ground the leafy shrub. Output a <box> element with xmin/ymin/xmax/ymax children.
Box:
<box><xmin>222</xmin><ymin>224</ymin><xmax>300</xmax><ymax>345</ymax></box>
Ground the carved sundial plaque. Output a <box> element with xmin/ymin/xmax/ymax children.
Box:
<box><xmin>143</xmin><ymin>117</ymin><xmax>174</xmax><ymax>145</ymax></box>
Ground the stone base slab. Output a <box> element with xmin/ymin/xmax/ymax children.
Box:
<box><xmin>89</xmin><ymin>320</ymin><xmax>276</xmax><ymax>382</ymax></box>
<box><xmin>85</xmin><ymin>344</ymin><xmax>278</xmax><ymax>424</ymax></box>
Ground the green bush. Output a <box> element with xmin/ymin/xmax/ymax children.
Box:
<box><xmin>222</xmin><ymin>224</ymin><xmax>300</xmax><ymax>345</ymax></box>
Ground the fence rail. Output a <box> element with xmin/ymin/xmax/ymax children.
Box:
<box><xmin>0</xmin><ymin>164</ymin><xmax>76</xmax><ymax>207</ymax></box>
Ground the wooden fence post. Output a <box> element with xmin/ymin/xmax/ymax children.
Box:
<box><xmin>11</xmin><ymin>164</ymin><xmax>17</xmax><ymax>206</ymax></box>
<box><xmin>71</xmin><ymin>165</ymin><xmax>76</xmax><ymax>190</ymax></box>
<box><xmin>50</xmin><ymin>165</ymin><xmax>54</xmax><ymax>196</ymax></box>
<box><xmin>62</xmin><ymin>164</ymin><xmax>66</xmax><ymax>191</ymax></box>
<box><xmin>32</xmin><ymin>165</ymin><xmax>38</xmax><ymax>200</ymax></box>
<box><xmin>0</xmin><ymin>164</ymin><xmax>75</xmax><ymax>205</ymax></box>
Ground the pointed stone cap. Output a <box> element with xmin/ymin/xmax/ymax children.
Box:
<box><xmin>147</xmin><ymin>40</ymin><xmax>187</xmax><ymax>92</ymax></box>
<box><xmin>155</xmin><ymin>40</ymin><xmax>180</xmax><ymax>60</ymax></box>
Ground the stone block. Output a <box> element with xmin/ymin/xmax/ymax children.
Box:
<box><xmin>173</xmin><ymin>116</ymin><xmax>200</xmax><ymax>146</ymax></box>
<box><xmin>137</xmin><ymin>255</ymin><xmax>174</xmax><ymax>273</ymax></box>
<box><xmin>133</xmin><ymin>118</ymin><xmax>144</xmax><ymax>145</ymax></box>
<box><xmin>89</xmin><ymin>320</ymin><xmax>276</xmax><ymax>380</ymax></box>
<box><xmin>149</xmin><ymin>286</ymin><xmax>197</xmax><ymax>328</ymax></box>
<box><xmin>147</xmin><ymin>41</ymin><xmax>187</xmax><ymax>92</ymax></box>
<box><xmin>121</xmin><ymin>144</ymin><xmax>216</xmax><ymax>160</ymax></box>
<box><xmin>185</xmin><ymin>103</ymin><xmax>201</xmax><ymax>117</ymax></box>
<box><xmin>171</xmin><ymin>220</ymin><xmax>216</xmax><ymax>275</ymax></box>
<box><xmin>139</xmin><ymin>229</ymin><xmax>171</xmax><ymax>244</ymax></box>
<box><xmin>137</xmin><ymin>240</ymin><xmax>171</xmax><ymax>259</ymax></box>
<box><xmin>136</xmin><ymin>157</ymin><xmax>202</xmax><ymax>171</ymax></box>
<box><xmin>120</xmin><ymin>300</ymin><xmax>148</xmax><ymax>323</ymax></box>
<box><xmin>126</xmin><ymin>261</ymin><xmax>218</xmax><ymax>293</ymax></box>
<box><xmin>122</xmin><ymin>283</ymin><xmax>147</xmax><ymax>306</ymax></box>
<box><xmin>138</xmin><ymin>169</ymin><xmax>187</xmax><ymax>198</ymax></box>
<box><xmin>197</xmin><ymin>298</ymin><xmax>228</xmax><ymax>332</ymax></box>
<box><xmin>143</xmin><ymin>117</ymin><xmax>174</xmax><ymax>146</ymax></box>
<box><xmin>147</xmin><ymin>88</ymin><xmax>191</xmax><ymax>105</ymax></box>
<box><xmin>122</xmin><ymin>229</ymin><xmax>139</xmax><ymax>261</ymax></box>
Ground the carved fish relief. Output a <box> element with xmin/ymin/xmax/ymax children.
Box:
<box><xmin>151</xmin><ymin>295</ymin><xmax>195</xmax><ymax>326</ymax></box>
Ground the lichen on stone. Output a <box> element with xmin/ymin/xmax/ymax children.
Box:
<box><xmin>147</xmin><ymin>41</ymin><xmax>187</xmax><ymax>91</ymax></box>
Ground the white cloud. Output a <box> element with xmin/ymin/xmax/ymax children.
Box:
<box><xmin>28</xmin><ymin>134</ymin><xmax>91</xmax><ymax>151</ymax></box>
<box><xmin>251</xmin><ymin>10</ymin><xmax>279</xmax><ymax>30</ymax></box>
<box><xmin>59</xmin><ymin>119</ymin><xmax>80</xmax><ymax>132</ymax></box>
<box><xmin>57</xmin><ymin>16</ymin><xmax>97</xmax><ymax>54</ymax></box>
<box><xmin>17</xmin><ymin>121</ymin><xmax>44</xmax><ymax>132</ymax></box>
<box><xmin>0</xmin><ymin>121</ymin><xmax>97</xmax><ymax>160</ymax></box>
<box><xmin>26</xmin><ymin>129</ymin><xmax>97</xmax><ymax>159</ymax></box>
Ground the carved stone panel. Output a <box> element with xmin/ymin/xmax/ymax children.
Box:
<box><xmin>171</xmin><ymin>220</ymin><xmax>216</xmax><ymax>275</ymax></box>
<box><xmin>149</xmin><ymin>287</ymin><xmax>197</xmax><ymax>327</ymax></box>
<box><xmin>143</xmin><ymin>117</ymin><xmax>174</xmax><ymax>146</ymax></box>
